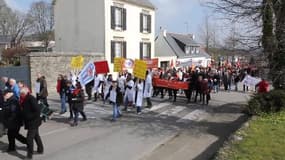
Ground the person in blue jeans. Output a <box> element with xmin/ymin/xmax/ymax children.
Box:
<box><xmin>59</xmin><ymin>76</ymin><xmax>68</xmax><ymax>114</ymax></box>
<box><xmin>109</xmin><ymin>81</ymin><xmax>123</xmax><ymax>122</ymax></box>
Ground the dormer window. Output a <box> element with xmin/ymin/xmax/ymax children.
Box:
<box><xmin>185</xmin><ymin>46</ymin><xmax>191</xmax><ymax>54</ymax></box>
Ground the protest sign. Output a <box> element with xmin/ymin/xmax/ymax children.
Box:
<box><xmin>94</xmin><ymin>61</ymin><xmax>109</xmax><ymax>74</ymax></box>
<box><xmin>114</xmin><ymin>57</ymin><xmax>124</xmax><ymax>72</ymax></box>
<box><xmin>71</xmin><ymin>56</ymin><xmax>84</xmax><ymax>69</ymax></box>
<box><xmin>78</xmin><ymin>62</ymin><xmax>95</xmax><ymax>86</ymax></box>
<box><xmin>123</xmin><ymin>59</ymin><xmax>134</xmax><ymax>69</ymax></box>
<box><xmin>133</xmin><ymin>59</ymin><xmax>147</xmax><ymax>80</ymax></box>
<box><xmin>144</xmin><ymin>58</ymin><xmax>158</xmax><ymax>69</ymax></box>
<box><xmin>242</xmin><ymin>75</ymin><xmax>261</xmax><ymax>86</ymax></box>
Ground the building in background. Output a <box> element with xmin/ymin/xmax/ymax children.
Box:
<box><xmin>0</xmin><ymin>35</ymin><xmax>11</xmax><ymax>60</ymax></box>
<box><xmin>54</xmin><ymin>0</ymin><xmax>155</xmax><ymax>71</ymax></box>
<box><xmin>155</xmin><ymin>29</ymin><xmax>211</xmax><ymax>70</ymax></box>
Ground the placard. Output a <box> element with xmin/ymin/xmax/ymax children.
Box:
<box><xmin>242</xmin><ymin>75</ymin><xmax>261</xmax><ymax>86</ymax></box>
<box><xmin>71</xmin><ymin>56</ymin><xmax>84</xmax><ymax>69</ymax></box>
<box><xmin>114</xmin><ymin>57</ymin><xmax>124</xmax><ymax>72</ymax></box>
<box><xmin>78</xmin><ymin>62</ymin><xmax>95</xmax><ymax>86</ymax></box>
<box><xmin>144</xmin><ymin>58</ymin><xmax>159</xmax><ymax>68</ymax></box>
<box><xmin>133</xmin><ymin>59</ymin><xmax>147</xmax><ymax>80</ymax></box>
<box><xmin>94</xmin><ymin>61</ymin><xmax>109</xmax><ymax>74</ymax></box>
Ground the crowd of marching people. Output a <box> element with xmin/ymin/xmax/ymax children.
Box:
<box><xmin>0</xmin><ymin>74</ymin><xmax>46</xmax><ymax>160</ymax></box>
<box><xmin>0</xmin><ymin>65</ymin><xmax>268</xmax><ymax>159</ymax></box>
<box><xmin>54</xmin><ymin>66</ymin><xmax>267</xmax><ymax>124</ymax></box>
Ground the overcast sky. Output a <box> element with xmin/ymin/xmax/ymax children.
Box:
<box><xmin>4</xmin><ymin>0</ymin><xmax>215</xmax><ymax>38</ymax></box>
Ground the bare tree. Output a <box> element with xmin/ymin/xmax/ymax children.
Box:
<box><xmin>0</xmin><ymin>5</ymin><xmax>31</xmax><ymax>47</ymax></box>
<box><xmin>198</xmin><ymin>14</ymin><xmax>220</xmax><ymax>53</ymax></box>
<box><xmin>28</xmin><ymin>1</ymin><xmax>54</xmax><ymax>51</ymax></box>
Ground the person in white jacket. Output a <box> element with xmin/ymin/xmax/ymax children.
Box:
<box><xmin>144</xmin><ymin>70</ymin><xmax>153</xmax><ymax>108</ymax></box>
<box><xmin>93</xmin><ymin>74</ymin><xmax>103</xmax><ymax>102</ymax></box>
<box><xmin>123</xmin><ymin>73</ymin><xmax>134</xmax><ymax>111</ymax></box>
<box><xmin>135</xmin><ymin>79</ymin><xmax>144</xmax><ymax>114</ymax></box>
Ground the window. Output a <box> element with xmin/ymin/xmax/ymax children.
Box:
<box><xmin>111</xmin><ymin>6</ymin><xmax>126</xmax><ymax>30</ymax></box>
<box><xmin>185</xmin><ymin>46</ymin><xmax>191</xmax><ymax>54</ymax></box>
<box><xmin>111</xmin><ymin>41</ymin><xmax>126</xmax><ymax>63</ymax></box>
<box><xmin>140</xmin><ymin>13</ymin><xmax>151</xmax><ymax>33</ymax></box>
<box><xmin>140</xmin><ymin>42</ymin><xmax>151</xmax><ymax>59</ymax></box>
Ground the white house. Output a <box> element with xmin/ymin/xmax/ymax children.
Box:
<box><xmin>54</xmin><ymin>0</ymin><xmax>155</xmax><ymax>71</ymax></box>
<box><xmin>155</xmin><ymin>29</ymin><xmax>211</xmax><ymax>69</ymax></box>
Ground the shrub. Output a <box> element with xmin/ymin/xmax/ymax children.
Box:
<box><xmin>247</xmin><ymin>90</ymin><xmax>285</xmax><ymax>115</ymax></box>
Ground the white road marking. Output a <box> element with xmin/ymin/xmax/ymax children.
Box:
<box><xmin>158</xmin><ymin>106</ymin><xmax>186</xmax><ymax>117</ymax></box>
<box><xmin>177</xmin><ymin>109</ymin><xmax>207</xmax><ymax>122</ymax></box>
<box><xmin>150</xmin><ymin>102</ymin><xmax>170</xmax><ymax>111</ymax></box>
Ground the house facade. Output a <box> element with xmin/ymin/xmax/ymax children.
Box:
<box><xmin>155</xmin><ymin>30</ymin><xmax>211</xmax><ymax>69</ymax></box>
<box><xmin>54</xmin><ymin>0</ymin><xmax>155</xmax><ymax>70</ymax></box>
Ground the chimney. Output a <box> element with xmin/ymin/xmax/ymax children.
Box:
<box><xmin>163</xmin><ymin>29</ymin><xmax>167</xmax><ymax>37</ymax></box>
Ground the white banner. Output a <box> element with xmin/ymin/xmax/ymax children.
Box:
<box><xmin>242</xmin><ymin>75</ymin><xmax>261</xmax><ymax>86</ymax></box>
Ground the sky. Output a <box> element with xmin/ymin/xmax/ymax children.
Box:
<box><xmin>4</xmin><ymin>0</ymin><xmax>214</xmax><ymax>39</ymax></box>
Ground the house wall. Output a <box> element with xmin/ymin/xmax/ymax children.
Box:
<box><xmin>55</xmin><ymin>0</ymin><xmax>105</xmax><ymax>54</ymax></box>
<box><xmin>23</xmin><ymin>52</ymin><xmax>104</xmax><ymax>96</ymax></box>
<box><xmin>105</xmin><ymin>0</ymin><xmax>155</xmax><ymax>72</ymax></box>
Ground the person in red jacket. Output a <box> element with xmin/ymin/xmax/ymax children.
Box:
<box><xmin>256</xmin><ymin>79</ymin><xmax>270</xmax><ymax>93</ymax></box>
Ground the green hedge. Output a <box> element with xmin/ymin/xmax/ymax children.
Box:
<box><xmin>247</xmin><ymin>90</ymin><xmax>285</xmax><ymax>115</ymax></box>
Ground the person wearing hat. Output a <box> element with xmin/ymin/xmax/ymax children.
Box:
<box><xmin>2</xmin><ymin>89</ymin><xmax>27</xmax><ymax>152</ymax></box>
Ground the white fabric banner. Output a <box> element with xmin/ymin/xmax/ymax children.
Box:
<box><xmin>242</xmin><ymin>75</ymin><xmax>261</xmax><ymax>86</ymax></box>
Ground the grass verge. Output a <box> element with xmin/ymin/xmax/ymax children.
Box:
<box><xmin>216</xmin><ymin>111</ymin><xmax>285</xmax><ymax>160</ymax></box>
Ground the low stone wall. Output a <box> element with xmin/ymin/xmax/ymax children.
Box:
<box><xmin>25</xmin><ymin>52</ymin><xmax>104</xmax><ymax>96</ymax></box>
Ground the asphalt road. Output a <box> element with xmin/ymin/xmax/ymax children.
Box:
<box><xmin>0</xmin><ymin>90</ymin><xmax>251</xmax><ymax>160</ymax></box>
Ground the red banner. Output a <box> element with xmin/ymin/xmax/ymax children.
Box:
<box><xmin>153</xmin><ymin>78</ymin><xmax>189</xmax><ymax>90</ymax></box>
<box><xmin>94</xmin><ymin>61</ymin><xmax>109</xmax><ymax>74</ymax></box>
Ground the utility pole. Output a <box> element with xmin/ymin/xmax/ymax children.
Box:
<box><xmin>184</xmin><ymin>22</ymin><xmax>189</xmax><ymax>33</ymax></box>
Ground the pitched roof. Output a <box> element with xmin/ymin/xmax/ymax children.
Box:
<box><xmin>168</xmin><ymin>33</ymin><xmax>199</xmax><ymax>46</ymax></box>
<box><xmin>120</xmin><ymin>0</ymin><xmax>155</xmax><ymax>9</ymax></box>
<box><xmin>162</xmin><ymin>32</ymin><xmax>211</xmax><ymax>59</ymax></box>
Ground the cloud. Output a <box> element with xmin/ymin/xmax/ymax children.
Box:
<box><xmin>4</xmin><ymin>0</ymin><xmax>23</xmax><ymax>11</ymax></box>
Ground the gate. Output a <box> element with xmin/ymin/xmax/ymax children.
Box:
<box><xmin>0</xmin><ymin>66</ymin><xmax>31</xmax><ymax>88</ymax></box>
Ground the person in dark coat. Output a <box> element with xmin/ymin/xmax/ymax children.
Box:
<box><xmin>65</xmin><ymin>80</ymin><xmax>75</xmax><ymax>119</ymax></box>
<box><xmin>2</xmin><ymin>89</ymin><xmax>27</xmax><ymax>152</ymax></box>
<box><xmin>20</xmin><ymin>87</ymin><xmax>44</xmax><ymax>159</ymax></box>
<box><xmin>70</xmin><ymin>82</ymin><xmax>87</xmax><ymax>126</ymax></box>
<box><xmin>36</xmin><ymin>74</ymin><xmax>49</xmax><ymax>107</ymax></box>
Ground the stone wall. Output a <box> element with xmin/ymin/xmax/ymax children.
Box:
<box><xmin>25</xmin><ymin>52</ymin><xmax>104</xmax><ymax>96</ymax></box>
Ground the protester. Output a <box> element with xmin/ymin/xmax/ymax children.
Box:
<box><xmin>20</xmin><ymin>87</ymin><xmax>44</xmax><ymax>160</ymax></box>
<box><xmin>65</xmin><ymin>80</ymin><xmax>75</xmax><ymax>119</ymax></box>
<box><xmin>2</xmin><ymin>89</ymin><xmax>27</xmax><ymax>152</ymax></box>
<box><xmin>109</xmin><ymin>81</ymin><xmax>123</xmax><ymax>121</ymax></box>
<box><xmin>1</xmin><ymin>77</ymin><xmax>10</xmax><ymax>90</ymax></box>
<box><xmin>123</xmin><ymin>73</ymin><xmax>134</xmax><ymax>111</ymax></box>
<box><xmin>70</xmin><ymin>82</ymin><xmax>87</xmax><ymax>126</ymax></box>
<box><xmin>36</xmin><ymin>73</ymin><xmax>49</xmax><ymax>107</ymax></box>
<box><xmin>9</xmin><ymin>79</ymin><xmax>20</xmax><ymax>100</ymax></box>
<box><xmin>256</xmin><ymin>79</ymin><xmax>270</xmax><ymax>93</ymax></box>
<box><xmin>93</xmin><ymin>74</ymin><xmax>103</xmax><ymax>102</ymax></box>
<box><xmin>136</xmin><ymin>79</ymin><xmax>144</xmax><ymax>114</ymax></box>
<box><xmin>59</xmin><ymin>75</ymin><xmax>68</xmax><ymax>114</ymax></box>
<box><xmin>144</xmin><ymin>70</ymin><xmax>153</xmax><ymax>108</ymax></box>
<box><xmin>103</xmin><ymin>74</ymin><xmax>113</xmax><ymax>103</ymax></box>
